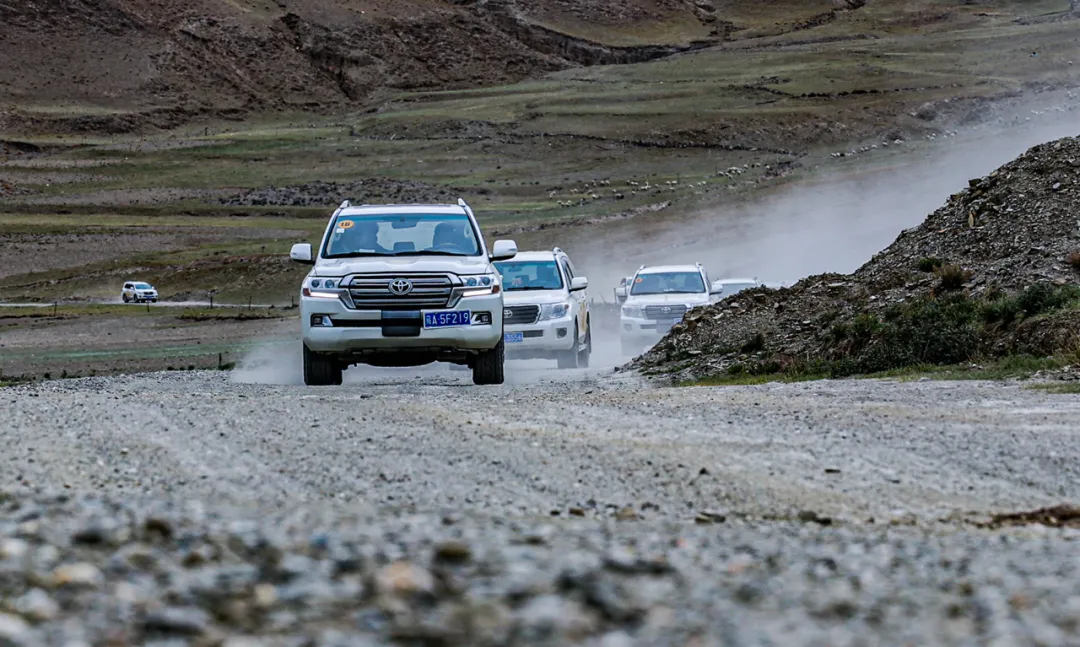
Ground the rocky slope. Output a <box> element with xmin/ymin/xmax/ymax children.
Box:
<box><xmin>0</xmin><ymin>0</ymin><xmax>720</xmax><ymax>135</ymax></box>
<box><xmin>636</xmin><ymin>135</ymin><xmax>1080</xmax><ymax>380</ymax></box>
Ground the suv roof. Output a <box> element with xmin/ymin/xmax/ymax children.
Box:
<box><xmin>333</xmin><ymin>198</ymin><xmax>474</xmax><ymax>218</ymax></box>
<box><xmin>339</xmin><ymin>204</ymin><xmax>468</xmax><ymax>216</ymax></box>
<box><xmin>637</xmin><ymin>264</ymin><xmax>703</xmax><ymax>275</ymax></box>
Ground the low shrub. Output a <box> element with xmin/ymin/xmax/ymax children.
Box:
<box><xmin>934</xmin><ymin>264</ymin><xmax>972</xmax><ymax>291</ymax></box>
<box><xmin>917</xmin><ymin>257</ymin><xmax>944</xmax><ymax>272</ymax></box>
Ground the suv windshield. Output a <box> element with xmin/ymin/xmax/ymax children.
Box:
<box><xmin>134</xmin><ymin>283</ymin><xmax>152</xmax><ymax>289</ymax></box>
<box><xmin>493</xmin><ymin>260</ymin><xmax>563</xmax><ymax>291</ymax></box>
<box><xmin>323</xmin><ymin>213</ymin><xmax>481</xmax><ymax>258</ymax></box>
<box><xmin>716</xmin><ymin>281</ymin><xmax>757</xmax><ymax>297</ymax></box>
<box><xmin>631</xmin><ymin>271</ymin><xmax>705</xmax><ymax>295</ymax></box>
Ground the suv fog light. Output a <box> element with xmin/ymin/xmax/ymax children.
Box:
<box><xmin>472</xmin><ymin>312</ymin><xmax>492</xmax><ymax>325</ymax></box>
<box><xmin>556</xmin><ymin>327</ymin><xmax>568</xmax><ymax>338</ymax></box>
<box><xmin>311</xmin><ymin>315</ymin><xmax>333</xmax><ymax>327</ymax></box>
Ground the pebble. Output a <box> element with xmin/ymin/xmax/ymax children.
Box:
<box><xmin>0</xmin><ymin>613</ymin><xmax>31</xmax><ymax>646</ymax></box>
<box><xmin>50</xmin><ymin>563</ymin><xmax>104</xmax><ymax>589</ymax></box>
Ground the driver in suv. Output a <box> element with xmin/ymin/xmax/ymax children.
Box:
<box><xmin>290</xmin><ymin>199</ymin><xmax>518</xmax><ymax>386</ymax></box>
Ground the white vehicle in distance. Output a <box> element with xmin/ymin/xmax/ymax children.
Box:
<box><xmin>616</xmin><ymin>263</ymin><xmax>721</xmax><ymax>357</ymax></box>
<box><xmin>493</xmin><ymin>247</ymin><xmax>591</xmax><ymax>369</ymax></box>
<box><xmin>121</xmin><ymin>281</ymin><xmax>158</xmax><ymax>303</ymax></box>
<box><xmin>289</xmin><ymin>199</ymin><xmax>517</xmax><ymax>386</ymax></box>
<box><xmin>710</xmin><ymin>277</ymin><xmax>762</xmax><ymax>300</ymax></box>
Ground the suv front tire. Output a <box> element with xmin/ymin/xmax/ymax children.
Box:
<box><xmin>472</xmin><ymin>340</ymin><xmax>505</xmax><ymax>385</ymax></box>
<box><xmin>303</xmin><ymin>344</ymin><xmax>343</xmax><ymax>386</ymax></box>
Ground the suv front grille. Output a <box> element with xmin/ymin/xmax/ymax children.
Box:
<box><xmin>644</xmin><ymin>305</ymin><xmax>688</xmax><ymax>320</ymax></box>
<box><xmin>504</xmin><ymin>305</ymin><xmax>540</xmax><ymax>325</ymax></box>
<box><xmin>347</xmin><ymin>274</ymin><xmax>454</xmax><ymax>311</ymax></box>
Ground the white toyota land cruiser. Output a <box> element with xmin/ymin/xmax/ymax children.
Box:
<box><xmin>493</xmin><ymin>247</ymin><xmax>591</xmax><ymax>369</ymax></box>
<box><xmin>617</xmin><ymin>263</ymin><xmax>722</xmax><ymax>357</ymax></box>
<box><xmin>289</xmin><ymin>199</ymin><xmax>518</xmax><ymax>386</ymax></box>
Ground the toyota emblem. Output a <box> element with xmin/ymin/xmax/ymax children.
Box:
<box><xmin>388</xmin><ymin>278</ymin><xmax>414</xmax><ymax>296</ymax></box>
<box><xmin>504</xmin><ymin>309</ymin><xmax>514</xmax><ymax>319</ymax></box>
<box><xmin>661</xmin><ymin>306</ymin><xmax>672</xmax><ymax>313</ymax></box>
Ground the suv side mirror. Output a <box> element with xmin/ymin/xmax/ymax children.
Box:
<box><xmin>490</xmin><ymin>240</ymin><xmax>517</xmax><ymax>261</ymax></box>
<box><xmin>614</xmin><ymin>286</ymin><xmax>627</xmax><ymax>299</ymax></box>
<box><xmin>290</xmin><ymin>243</ymin><xmax>314</xmax><ymax>264</ymax></box>
<box><xmin>570</xmin><ymin>276</ymin><xmax>588</xmax><ymax>292</ymax></box>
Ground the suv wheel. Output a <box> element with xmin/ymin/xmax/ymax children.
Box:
<box><xmin>472</xmin><ymin>340</ymin><xmax>505</xmax><ymax>385</ymax></box>
<box><xmin>578</xmin><ymin>322</ymin><xmax>591</xmax><ymax>368</ymax></box>
<box><xmin>557</xmin><ymin>325</ymin><xmax>581</xmax><ymax>370</ymax></box>
<box><xmin>122</xmin><ymin>294</ymin><xmax>130</xmax><ymax>303</ymax></box>
<box><xmin>303</xmin><ymin>344</ymin><xmax>342</xmax><ymax>386</ymax></box>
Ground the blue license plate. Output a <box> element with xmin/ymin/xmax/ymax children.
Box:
<box><xmin>424</xmin><ymin>310</ymin><xmax>471</xmax><ymax>328</ymax></box>
<box><xmin>504</xmin><ymin>332</ymin><xmax>524</xmax><ymax>343</ymax></box>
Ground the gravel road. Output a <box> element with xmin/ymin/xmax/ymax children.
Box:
<box><xmin>3</xmin><ymin>367</ymin><xmax>1080</xmax><ymax>645</ymax></box>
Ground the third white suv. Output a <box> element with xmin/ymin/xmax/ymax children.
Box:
<box><xmin>494</xmin><ymin>248</ymin><xmax>591</xmax><ymax>369</ymax></box>
<box><xmin>617</xmin><ymin>263</ymin><xmax>721</xmax><ymax>356</ymax></box>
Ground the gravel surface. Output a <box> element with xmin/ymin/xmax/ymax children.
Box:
<box><xmin>3</xmin><ymin>369</ymin><xmax>1080</xmax><ymax>645</ymax></box>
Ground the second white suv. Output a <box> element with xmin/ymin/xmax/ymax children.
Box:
<box><xmin>494</xmin><ymin>248</ymin><xmax>591</xmax><ymax>368</ymax></box>
<box><xmin>289</xmin><ymin>199</ymin><xmax>517</xmax><ymax>386</ymax></box>
<box><xmin>617</xmin><ymin>263</ymin><xmax>721</xmax><ymax>356</ymax></box>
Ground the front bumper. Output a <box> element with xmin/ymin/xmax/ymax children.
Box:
<box><xmin>620</xmin><ymin>316</ymin><xmax>679</xmax><ymax>344</ymax></box>
<box><xmin>504</xmin><ymin>315</ymin><xmax>576</xmax><ymax>358</ymax></box>
<box><xmin>301</xmin><ymin>292</ymin><xmax>504</xmax><ymax>354</ymax></box>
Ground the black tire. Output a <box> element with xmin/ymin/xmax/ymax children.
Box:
<box><xmin>122</xmin><ymin>294</ymin><xmax>130</xmax><ymax>303</ymax></box>
<box><xmin>578</xmin><ymin>322</ymin><xmax>591</xmax><ymax>368</ymax></box>
<box><xmin>303</xmin><ymin>344</ymin><xmax>342</xmax><ymax>386</ymax></box>
<box><xmin>472</xmin><ymin>340</ymin><xmax>505</xmax><ymax>385</ymax></box>
<box><xmin>557</xmin><ymin>324</ymin><xmax>580</xmax><ymax>370</ymax></box>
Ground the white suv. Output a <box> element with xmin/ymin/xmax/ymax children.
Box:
<box><xmin>289</xmin><ymin>199</ymin><xmax>518</xmax><ymax>386</ymax></box>
<box><xmin>494</xmin><ymin>247</ymin><xmax>591</xmax><ymax>369</ymax></box>
<box><xmin>121</xmin><ymin>281</ymin><xmax>158</xmax><ymax>303</ymax></box>
<box><xmin>617</xmin><ymin>263</ymin><xmax>721</xmax><ymax>356</ymax></box>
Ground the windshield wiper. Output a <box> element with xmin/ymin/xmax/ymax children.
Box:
<box><xmin>506</xmin><ymin>286</ymin><xmax>560</xmax><ymax>291</ymax></box>
<box><xmin>322</xmin><ymin>252</ymin><xmax>387</xmax><ymax>259</ymax></box>
<box><xmin>386</xmin><ymin>251</ymin><xmax>472</xmax><ymax>257</ymax></box>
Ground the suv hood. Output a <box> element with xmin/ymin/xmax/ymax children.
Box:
<box><xmin>503</xmin><ymin>290</ymin><xmax>570</xmax><ymax>305</ymax></box>
<box><xmin>313</xmin><ymin>256</ymin><xmax>491</xmax><ymax>277</ymax></box>
<box><xmin>625</xmin><ymin>293</ymin><xmax>709</xmax><ymax>307</ymax></box>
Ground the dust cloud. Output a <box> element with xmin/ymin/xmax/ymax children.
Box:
<box><xmin>570</xmin><ymin>102</ymin><xmax>1080</xmax><ymax>296</ymax></box>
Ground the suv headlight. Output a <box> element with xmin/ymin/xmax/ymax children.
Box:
<box><xmin>459</xmin><ymin>273</ymin><xmax>501</xmax><ymax>297</ymax></box>
<box><xmin>539</xmin><ymin>302</ymin><xmax>571</xmax><ymax>321</ymax></box>
<box><xmin>621</xmin><ymin>305</ymin><xmax>643</xmax><ymax>318</ymax></box>
<box><xmin>303</xmin><ymin>277</ymin><xmax>343</xmax><ymax>299</ymax></box>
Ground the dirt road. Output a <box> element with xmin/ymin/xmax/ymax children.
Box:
<box><xmin>3</xmin><ymin>368</ymin><xmax>1079</xmax><ymax>644</ymax></box>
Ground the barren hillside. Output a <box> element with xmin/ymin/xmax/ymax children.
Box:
<box><xmin>4</xmin><ymin>0</ymin><xmax>1073</xmax><ymax>134</ymax></box>
<box><xmin>0</xmin><ymin>0</ymin><xmax>725</xmax><ymax>134</ymax></box>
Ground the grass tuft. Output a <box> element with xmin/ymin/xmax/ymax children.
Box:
<box><xmin>1067</xmin><ymin>250</ymin><xmax>1080</xmax><ymax>271</ymax></box>
<box><xmin>933</xmin><ymin>264</ymin><xmax>972</xmax><ymax>291</ymax></box>
<box><xmin>917</xmin><ymin>257</ymin><xmax>944</xmax><ymax>273</ymax></box>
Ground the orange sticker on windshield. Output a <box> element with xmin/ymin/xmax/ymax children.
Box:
<box><xmin>338</xmin><ymin>220</ymin><xmax>354</xmax><ymax>229</ymax></box>
<box><xmin>635</xmin><ymin>277</ymin><xmax>643</xmax><ymax>283</ymax></box>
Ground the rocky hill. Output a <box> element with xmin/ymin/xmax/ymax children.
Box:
<box><xmin>0</xmin><ymin>0</ymin><xmax>730</xmax><ymax>135</ymax></box>
<box><xmin>636</xmin><ymin>135</ymin><xmax>1080</xmax><ymax>380</ymax></box>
